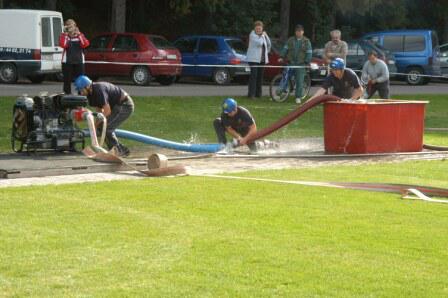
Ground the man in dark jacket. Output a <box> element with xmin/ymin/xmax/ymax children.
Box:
<box><xmin>279</xmin><ymin>24</ymin><xmax>313</xmax><ymax>104</ymax></box>
<box><xmin>74</xmin><ymin>75</ymin><xmax>134</xmax><ymax>157</ymax></box>
<box><xmin>213</xmin><ymin>98</ymin><xmax>257</xmax><ymax>152</ymax></box>
<box><xmin>308</xmin><ymin>58</ymin><xmax>363</xmax><ymax>100</ymax></box>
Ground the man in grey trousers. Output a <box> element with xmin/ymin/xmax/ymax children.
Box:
<box><xmin>361</xmin><ymin>51</ymin><xmax>390</xmax><ymax>99</ymax></box>
<box><xmin>75</xmin><ymin>75</ymin><xmax>134</xmax><ymax>157</ymax></box>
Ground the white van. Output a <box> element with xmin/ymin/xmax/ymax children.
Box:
<box><xmin>0</xmin><ymin>9</ymin><xmax>63</xmax><ymax>83</ymax></box>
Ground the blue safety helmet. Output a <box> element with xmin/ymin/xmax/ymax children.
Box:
<box><xmin>222</xmin><ymin>97</ymin><xmax>237</xmax><ymax>113</ymax></box>
<box><xmin>74</xmin><ymin>75</ymin><xmax>92</xmax><ymax>91</ymax></box>
<box><xmin>329</xmin><ymin>58</ymin><xmax>345</xmax><ymax>70</ymax></box>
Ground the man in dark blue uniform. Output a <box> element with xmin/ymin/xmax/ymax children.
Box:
<box><xmin>308</xmin><ymin>58</ymin><xmax>363</xmax><ymax>100</ymax></box>
<box><xmin>74</xmin><ymin>75</ymin><xmax>134</xmax><ymax>157</ymax></box>
<box><xmin>213</xmin><ymin>98</ymin><xmax>257</xmax><ymax>151</ymax></box>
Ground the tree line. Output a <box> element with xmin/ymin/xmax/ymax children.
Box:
<box><xmin>2</xmin><ymin>0</ymin><xmax>448</xmax><ymax>46</ymax></box>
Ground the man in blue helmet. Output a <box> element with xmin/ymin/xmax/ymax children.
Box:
<box><xmin>74</xmin><ymin>75</ymin><xmax>134</xmax><ymax>157</ymax></box>
<box><xmin>213</xmin><ymin>98</ymin><xmax>257</xmax><ymax>151</ymax></box>
<box><xmin>308</xmin><ymin>58</ymin><xmax>363</xmax><ymax>101</ymax></box>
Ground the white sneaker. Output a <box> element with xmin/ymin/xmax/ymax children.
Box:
<box><xmin>295</xmin><ymin>97</ymin><xmax>302</xmax><ymax>104</ymax></box>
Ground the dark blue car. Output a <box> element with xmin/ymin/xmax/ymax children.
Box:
<box><xmin>173</xmin><ymin>35</ymin><xmax>250</xmax><ymax>84</ymax></box>
<box><xmin>362</xmin><ymin>30</ymin><xmax>441</xmax><ymax>85</ymax></box>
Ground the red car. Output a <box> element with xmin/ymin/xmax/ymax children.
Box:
<box><xmin>265</xmin><ymin>38</ymin><xmax>327</xmax><ymax>82</ymax></box>
<box><xmin>85</xmin><ymin>33</ymin><xmax>182</xmax><ymax>85</ymax></box>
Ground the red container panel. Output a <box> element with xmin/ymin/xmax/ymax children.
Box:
<box><xmin>324</xmin><ymin>100</ymin><xmax>427</xmax><ymax>154</ymax></box>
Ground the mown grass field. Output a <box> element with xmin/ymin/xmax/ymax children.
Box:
<box><xmin>0</xmin><ymin>93</ymin><xmax>447</xmax><ymax>296</ymax></box>
<box><xmin>1</xmin><ymin>160</ymin><xmax>448</xmax><ymax>296</ymax></box>
<box><xmin>0</xmin><ymin>94</ymin><xmax>447</xmax><ymax>152</ymax></box>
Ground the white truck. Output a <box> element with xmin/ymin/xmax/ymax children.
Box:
<box><xmin>0</xmin><ymin>9</ymin><xmax>63</xmax><ymax>83</ymax></box>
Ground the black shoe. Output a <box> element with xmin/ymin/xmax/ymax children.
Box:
<box><xmin>117</xmin><ymin>144</ymin><xmax>130</xmax><ymax>157</ymax></box>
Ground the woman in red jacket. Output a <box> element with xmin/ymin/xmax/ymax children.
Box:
<box><xmin>59</xmin><ymin>19</ymin><xmax>90</xmax><ymax>94</ymax></box>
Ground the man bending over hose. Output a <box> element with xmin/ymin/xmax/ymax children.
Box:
<box><xmin>74</xmin><ymin>75</ymin><xmax>134</xmax><ymax>157</ymax></box>
<box><xmin>308</xmin><ymin>58</ymin><xmax>363</xmax><ymax>101</ymax></box>
<box><xmin>213</xmin><ymin>98</ymin><xmax>257</xmax><ymax>152</ymax></box>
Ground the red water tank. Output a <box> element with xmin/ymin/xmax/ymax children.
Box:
<box><xmin>324</xmin><ymin>100</ymin><xmax>427</xmax><ymax>154</ymax></box>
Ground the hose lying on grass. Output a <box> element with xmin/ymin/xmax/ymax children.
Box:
<box><xmin>198</xmin><ymin>174</ymin><xmax>448</xmax><ymax>204</ymax></box>
<box><xmin>82</xmin><ymin>148</ymin><xmax>187</xmax><ymax>177</ymax></box>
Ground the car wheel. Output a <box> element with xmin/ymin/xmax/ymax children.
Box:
<box><xmin>406</xmin><ymin>67</ymin><xmax>426</xmax><ymax>85</ymax></box>
<box><xmin>131</xmin><ymin>66</ymin><xmax>151</xmax><ymax>86</ymax></box>
<box><xmin>27</xmin><ymin>74</ymin><xmax>46</xmax><ymax>84</ymax></box>
<box><xmin>213</xmin><ymin>68</ymin><xmax>231</xmax><ymax>85</ymax></box>
<box><xmin>156</xmin><ymin>76</ymin><xmax>176</xmax><ymax>86</ymax></box>
<box><xmin>0</xmin><ymin>63</ymin><xmax>18</xmax><ymax>83</ymax></box>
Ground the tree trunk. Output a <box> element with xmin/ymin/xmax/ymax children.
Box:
<box><xmin>280</xmin><ymin>0</ymin><xmax>290</xmax><ymax>42</ymax></box>
<box><xmin>111</xmin><ymin>0</ymin><xmax>126</xmax><ymax>33</ymax></box>
<box><xmin>44</xmin><ymin>0</ymin><xmax>57</xmax><ymax>10</ymax></box>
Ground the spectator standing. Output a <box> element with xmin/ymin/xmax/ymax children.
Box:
<box><xmin>324</xmin><ymin>30</ymin><xmax>348</xmax><ymax>64</ymax></box>
<box><xmin>279</xmin><ymin>24</ymin><xmax>313</xmax><ymax>104</ymax></box>
<box><xmin>59</xmin><ymin>19</ymin><xmax>89</xmax><ymax>94</ymax></box>
<box><xmin>361</xmin><ymin>51</ymin><xmax>390</xmax><ymax>99</ymax></box>
<box><xmin>246</xmin><ymin>21</ymin><xmax>271</xmax><ymax>99</ymax></box>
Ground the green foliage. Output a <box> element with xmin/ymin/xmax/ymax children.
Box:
<box><xmin>4</xmin><ymin>0</ymin><xmax>448</xmax><ymax>43</ymax></box>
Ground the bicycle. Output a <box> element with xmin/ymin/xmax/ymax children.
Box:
<box><xmin>269</xmin><ymin>65</ymin><xmax>312</xmax><ymax>103</ymax></box>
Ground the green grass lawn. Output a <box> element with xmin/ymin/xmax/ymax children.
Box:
<box><xmin>1</xmin><ymin>93</ymin><xmax>448</xmax><ymax>296</ymax></box>
<box><xmin>0</xmin><ymin>94</ymin><xmax>447</xmax><ymax>152</ymax></box>
<box><xmin>1</xmin><ymin>160</ymin><xmax>448</xmax><ymax>296</ymax></box>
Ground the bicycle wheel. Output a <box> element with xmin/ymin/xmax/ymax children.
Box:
<box><xmin>270</xmin><ymin>73</ymin><xmax>291</xmax><ymax>103</ymax></box>
<box><xmin>299</xmin><ymin>72</ymin><xmax>312</xmax><ymax>101</ymax></box>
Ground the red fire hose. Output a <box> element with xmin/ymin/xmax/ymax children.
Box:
<box><xmin>247</xmin><ymin>94</ymin><xmax>340</xmax><ymax>143</ymax></box>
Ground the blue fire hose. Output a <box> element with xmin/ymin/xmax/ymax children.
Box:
<box><xmin>83</xmin><ymin>128</ymin><xmax>223</xmax><ymax>153</ymax></box>
<box><xmin>114</xmin><ymin>129</ymin><xmax>224</xmax><ymax>153</ymax></box>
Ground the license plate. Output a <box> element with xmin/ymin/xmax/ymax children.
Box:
<box><xmin>42</xmin><ymin>54</ymin><xmax>53</xmax><ymax>60</ymax></box>
<box><xmin>245</xmin><ymin>67</ymin><xmax>250</xmax><ymax>72</ymax></box>
<box><xmin>167</xmin><ymin>54</ymin><xmax>177</xmax><ymax>60</ymax></box>
<box><xmin>320</xmin><ymin>70</ymin><xmax>327</xmax><ymax>76</ymax></box>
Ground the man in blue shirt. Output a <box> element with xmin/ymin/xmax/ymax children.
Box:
<box><xmin>75</xmin><ymin>75</ymin><xmax>134</xmax><ymax>157</ymax></box>
<box><xmin>308</xmin><ymin>58</ymin><xmax>363</xmax><ymax>100</ymax></box>
<box><xmin>213</xmin><ymin>98</ymin><xmax>257</xmax><ymax>152</ymax></box>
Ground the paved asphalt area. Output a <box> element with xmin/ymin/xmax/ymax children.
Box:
<box><xmin>2</xmin><ymin>78</ymin><xmax>448</xmax><ymax>97</ymax></box>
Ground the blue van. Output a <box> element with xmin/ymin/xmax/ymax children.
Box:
<box><xmin>362</xmin><ymin>30</ymin><xmax>441</xmax><ymax>85</ymax></box>
<box><xmin>173</xmin><ymin>35</ymin><xmax>250</xmax><ymax>85</ymax></box>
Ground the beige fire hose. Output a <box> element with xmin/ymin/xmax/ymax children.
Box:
<box><xmin>82</xmin><ymin>148</ymin><xmax>187</xmax><ymax>177</ymax></box>
<box><xmin>85</xmin><ymin>112</ymin><xmax>107</xmax><ymax>153</ymax></box>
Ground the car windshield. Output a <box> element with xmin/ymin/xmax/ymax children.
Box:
<box><xmin>149</xmin><ymin>36</ymin><xmax>174</xmax><ymax>49</ymax></box>
<box><xmin>361</xmin><ymin>40</ymin><xmax>389</xmax><ymax>56</ymax></box>
<box><xmin>226</xmin><ymin>39</ymin><xmax>247</xmax><ymax>55</ymax></box>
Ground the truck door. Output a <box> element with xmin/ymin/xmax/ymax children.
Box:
<box><xmin>40</xmin><ymin>16</ymin><xmax>63</xmax><ymax>71</ymax></box>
